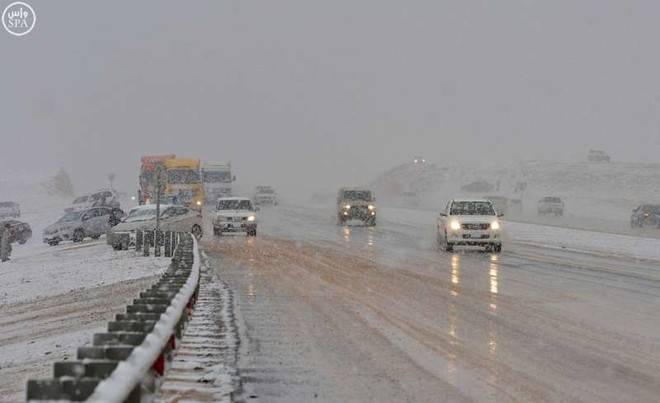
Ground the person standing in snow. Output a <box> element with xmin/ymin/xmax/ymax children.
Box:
<box><xmin>0</xmin><ymin>223</ymin><xmax>12</xmax><ymax>262</ymax></box>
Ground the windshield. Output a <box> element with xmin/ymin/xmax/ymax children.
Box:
<box><xmin>73</xmin><ymin>196</ymin><xmax>89</xmax><ymax>204</ymax></box>
<box><xmin>642</xmin><ymin>205</ymin><xmax>660</xmax><ymax>214</ymax></box>
<box><xmin>342</xmin><ymin>190</ymin><xmax>372</xmax><ymax>201</ymax></box>
<box><xmin>203</xmin><ymin>171</ymin><xmax>231</xmax><ymax>183</ymax></box>
<box><xmin>125</xmin><ymin>208</ymin><xmax>158</xmax><ymax>222</ymax></box>
<box><xmin>58</xmin><ymin>211</ymin><xmax>82</xmax><ymax>222</ymax></box>
<box><xmin>450</xmin><ymin>201</ymin><xmax>496</xmax><ymax>216</ymax></box>
<box><xmin>217</xmin><ymin>200</ymin><xmax>253</xmax><ymax>210</ymax></box>
<box><xmin>167</xmin><ymin>169</ymin><xmax>200</xmax><ymax>184</ymax></box>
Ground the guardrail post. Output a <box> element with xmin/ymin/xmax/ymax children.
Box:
<box><xmin>135</xmin><ymin>230</ymin><xmax>143</xmax><ymax>252</ymax></box>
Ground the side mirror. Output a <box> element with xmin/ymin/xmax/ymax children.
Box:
<box><xmin>439</xmin><ymin>213</ymin><xmax>447</xmax><ymax>217</ymax></box>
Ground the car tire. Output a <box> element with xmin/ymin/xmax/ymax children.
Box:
<box><xmin>72</xmin><ymin>229</ymin><xmax>85</xmax><ymax>243</ymax></box>
<box><xmin>91</xmin><ymin>235</ymin><xmax>101</xmax><ymax>240</ymax></box>
<box><xmin>18</xmin><ymin>239</ymin><xmax>27</xmax><ymax>245</ymax></box>
<box><xmin>493</xmin><ymin>244</ymin><xmax>502</xmax><ymax>253</ymax></box>
<box><xmin>247</xmin><ymin>228</ymin><xmax>257</xmax><ymax>237</ymax></box>
<box><xmin>48</xmin><ymin>240</ymin><xmax>59</xmax><ymax>246</ymax></box>
<box><xmin>191</xmin><ymin>225</ymin><xmax>203</xmax><ymax>239</ymax></box>
<box><xmin>213</xmin><ymin>227</ymin><xmax>219</xmax><ymax>236</ymax></box>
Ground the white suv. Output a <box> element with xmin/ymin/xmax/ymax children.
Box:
<box><xmin>437</xmin><ymin>199</ymin><xmax>503</xmax><ymax>252</ymax></box>
<box><xmin>213</xmin><ymin>197</ymin><xmax>258</xmax><ymax>236</ymax></box>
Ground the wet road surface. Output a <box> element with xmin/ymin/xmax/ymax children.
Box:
<box><xmin>202</xmin><ymin>203</ymin><xmax>660</xmax><ymax>402</ymax></box>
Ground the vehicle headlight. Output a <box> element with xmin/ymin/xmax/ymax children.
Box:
<box><xmin>450</xmin><ymin>221</ymin><xmax>461</xmax><ymax>231</ymax></box>
<box><xmin>343</xmin><ymin>204</ymin><xmax>351</xmax><ymax>209</ymax></box>
<box><xmin>491</xmin><ymin>221</ymin><xmax>501</xmax><ymax>230</ymax></box>
<box><xmin>247</xmin><ymin>215</ymin><xmax>256</xmax><ymax>222</ymax></box>
<box><xmin>196</xmin><ymin>200</ymin><xmax>202</xmax><ymax>206</ymax></box>
<box><xmin>368</xmin><ymin>205</ymin><xmax>375</xmax><ymax>210</ymax></box>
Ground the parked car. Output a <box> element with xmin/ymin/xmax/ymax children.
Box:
<box><xmin>213</xmin><ymin>197</ymin><xmax>258</xmax><ymax>236</ymax></box>
<box><xmin>630</xmin><ymin>204</ymin><xmax>660</xmax><ymax>228</ymax></box>
<box><xmin>538</xmin><ymin>196</ymin><xmax>564</xmax><ymax>216</ymax></box>
<box><xmin>44</xmin><ymin>206</ymin><xmax>124</xmax><ymax>246</ymax></box>
<box><xmin>588</xmin><ymin>149</ymin><xmax>611</xmax><ymax>163</ymax></box>
<box><xmin>107</xmin><ymin>204</ymin><xmax>203</xmax><ymax>250</ymax></box>
<box><xmin>65</xmin><ymin>189</ymin><xmax>121</xmax><ymax>212</ymax></box>
<box><xmin>0</xmin><ymin>201</ymin><xmax>20</xmax><ymax>218</ymax></box>
<box><xmin>437</xmin><ymin>199</ymin><xmax>503</xmax><ymax>252</ymax></box>
<box><xmin>253</xmin><ymin>186</ymin><xmax>278</xmax><ymax>206</ymax></box>
<box><xmin>0</xmin><ymin>219</ymin><xmax>32</xmax><ymax>244</ymax></box>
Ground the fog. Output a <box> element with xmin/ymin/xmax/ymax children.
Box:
<box><xmin>2</xmin><ymin>0</ymin><xmax>660</xmax><ymax>196</ymax></box>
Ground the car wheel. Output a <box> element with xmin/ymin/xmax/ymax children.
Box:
<box><xmin>18</xmin><ymin>239</ymin><xmax>27</xmax><ymax>245</ymax></box>
<box><xmin>72</xmin><ymin>229</ymin><xmax>85</xmax><ymax>243</ymax></box>
<box><xmin>91</xmin><ymin>235</ymin><xmax>101</xmax><ymax>240</ymax></box>
<box><xmin>247</xmin><ymin>228</ymin><xmax>257</xmax><ymax>237</ymax></box>
<box><xmin>213</xmin><ymin>227</ymin><xmax>219</xmax><ymax>236</ymax></box>
<box><xmin>48</xmin><ymin>240</ymin><xmax>59</xmax><ymax>246</ymax></box>
<box><xmin>191</xmin><ymin>224</ymin><xmax>202</xmax><ymax>238</ymax></box>
<box><xmin>493</xmin><ymin>244</ymin><xmax>502</xmax><ymax>253</ymax></box>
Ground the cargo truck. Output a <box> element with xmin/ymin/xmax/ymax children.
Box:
<box><xmin>201</xmin><ymin>162</ymin><xmax>234</xmax><ymax>204</ymax></box>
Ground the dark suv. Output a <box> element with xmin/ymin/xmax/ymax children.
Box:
<box><xmin>630</xmin><ymin>205</ymin><xmax>660</xmax><ymax>228</ymax></box>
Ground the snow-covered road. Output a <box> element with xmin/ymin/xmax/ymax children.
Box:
<box><xmin>202</xmin><ymin>202</ymin><xmax>660</xmax><ymax>402</ymax></box>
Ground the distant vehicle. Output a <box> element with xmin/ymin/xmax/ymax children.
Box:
<box><xmin>461</xmin><ymin>181</ymin><xmax>493</xmax><ymax>193</ymax></box>
<box><xmin>0</xmin><ymin>219</ymin><xmax>32</xmax><ymax>244</ymax></box>
<box><xmin>65</xmin><ymin>189</ymin><xmax>120</xmax><ymax>213</ymax></box>
<box><xmin>437</xmin><ymin>199</ymin><xmax>503</xmax><ymax>252</ymax></box>
<box><xmin>108</xmin><ymin>204</ymin><xmax>203</xmax><ymax>250</ymax></box>
<box><xmin>164</xmin><ymin>158</ymin><xmax>204</xmax><ymax>209</ymax></box>
<box><xmin>202</xmin><ymin>162</ymin><xmax>235</xmax><ymax>204</ymax></box>
<box><xmin>253</xmin><ymin>186</ymin><xmax>278</xmax><ymax>206</ymax></box>
<box><xmin>337</xmin><ymin>188</ymin><xmax>376</xmax><ymax>226</ymax></box>
<box><xmin>401</xmin><ymin>191</ymin><xmax>420</xmax><ymax>207</ymax></box>
<box><xmin>213</xmin><ymin>197</ymin><xmax>258</xmax><ymax>236</ymax></box>
<box><xmin>0</xmin><ymin>202</ymin><xmax>20</xmax><ymax>218</ymax></box>
<box><xmin>138</xmin><ymin>154</ymin><xmax>175</xmax><ymax>205</ymax></box>
<box><xmin>538</xmin><ymin>197</ymin><xmax>564</xmax><ymax>216</ymax></box>
<box><xmin>44</xmin><ymin>206</ymin><xmax>125</xmax><ymax>246</ymax></box>
<box><xmin>588</xmin><ymin>149</ymin><xmax>611</xmax><ymax>163</ymax></box>
<box><xmin>413</xmin><ymin>156</ymin><xmax>426</xmax><ymax>164</ymax></box>
<box><xmin>630</xmin><ymin>204</ymin><xmax>660</xmax><ymax>228</ymax></box>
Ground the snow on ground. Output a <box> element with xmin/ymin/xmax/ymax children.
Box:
<box><xmin>0</xmin><ymin>241</ymin><xmax>169</xmax><ymax>305</ymax></box>
<box><xmin>0</xmin><ymin>237</ymin><xmax>169</xmax><ymax>401</ymax></box>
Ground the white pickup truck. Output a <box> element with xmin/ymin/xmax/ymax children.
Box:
<box><xmin>537</xmin><ymin>197</ymin><xmax>564</xmax><ymax>216</ymax></box>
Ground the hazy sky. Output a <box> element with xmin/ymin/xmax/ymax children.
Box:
<box><xmin>2</xmin><ymin>0</ymin><xmax>660</xmax><ymax>195</ymax></box>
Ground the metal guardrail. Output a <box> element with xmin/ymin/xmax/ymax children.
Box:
<box><xmin>26</xmin><ymin>232</ymin><xmax>201</xmax><ymax>402</ymax></box>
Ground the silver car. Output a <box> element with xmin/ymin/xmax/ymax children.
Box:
<box><xmin>43</xmin><ymin>206</ymin><xmax>124</xmax><ymax>246</ymax></box>
<box><xmin>107</xmin><ymin>204</ymin><xmax>203</xmax><ymax>250</ymax></box>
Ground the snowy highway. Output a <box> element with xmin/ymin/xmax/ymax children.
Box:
<box><xmin>202</xmin><ymin>203</ymin><xmax>660</xmax><ymax>402</ymax></box>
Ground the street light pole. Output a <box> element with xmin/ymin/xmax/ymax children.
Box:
<box><xmin>155</xmin><ymin>165</ymin><xmax>163</xmax><ymax>231</ymax></box>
